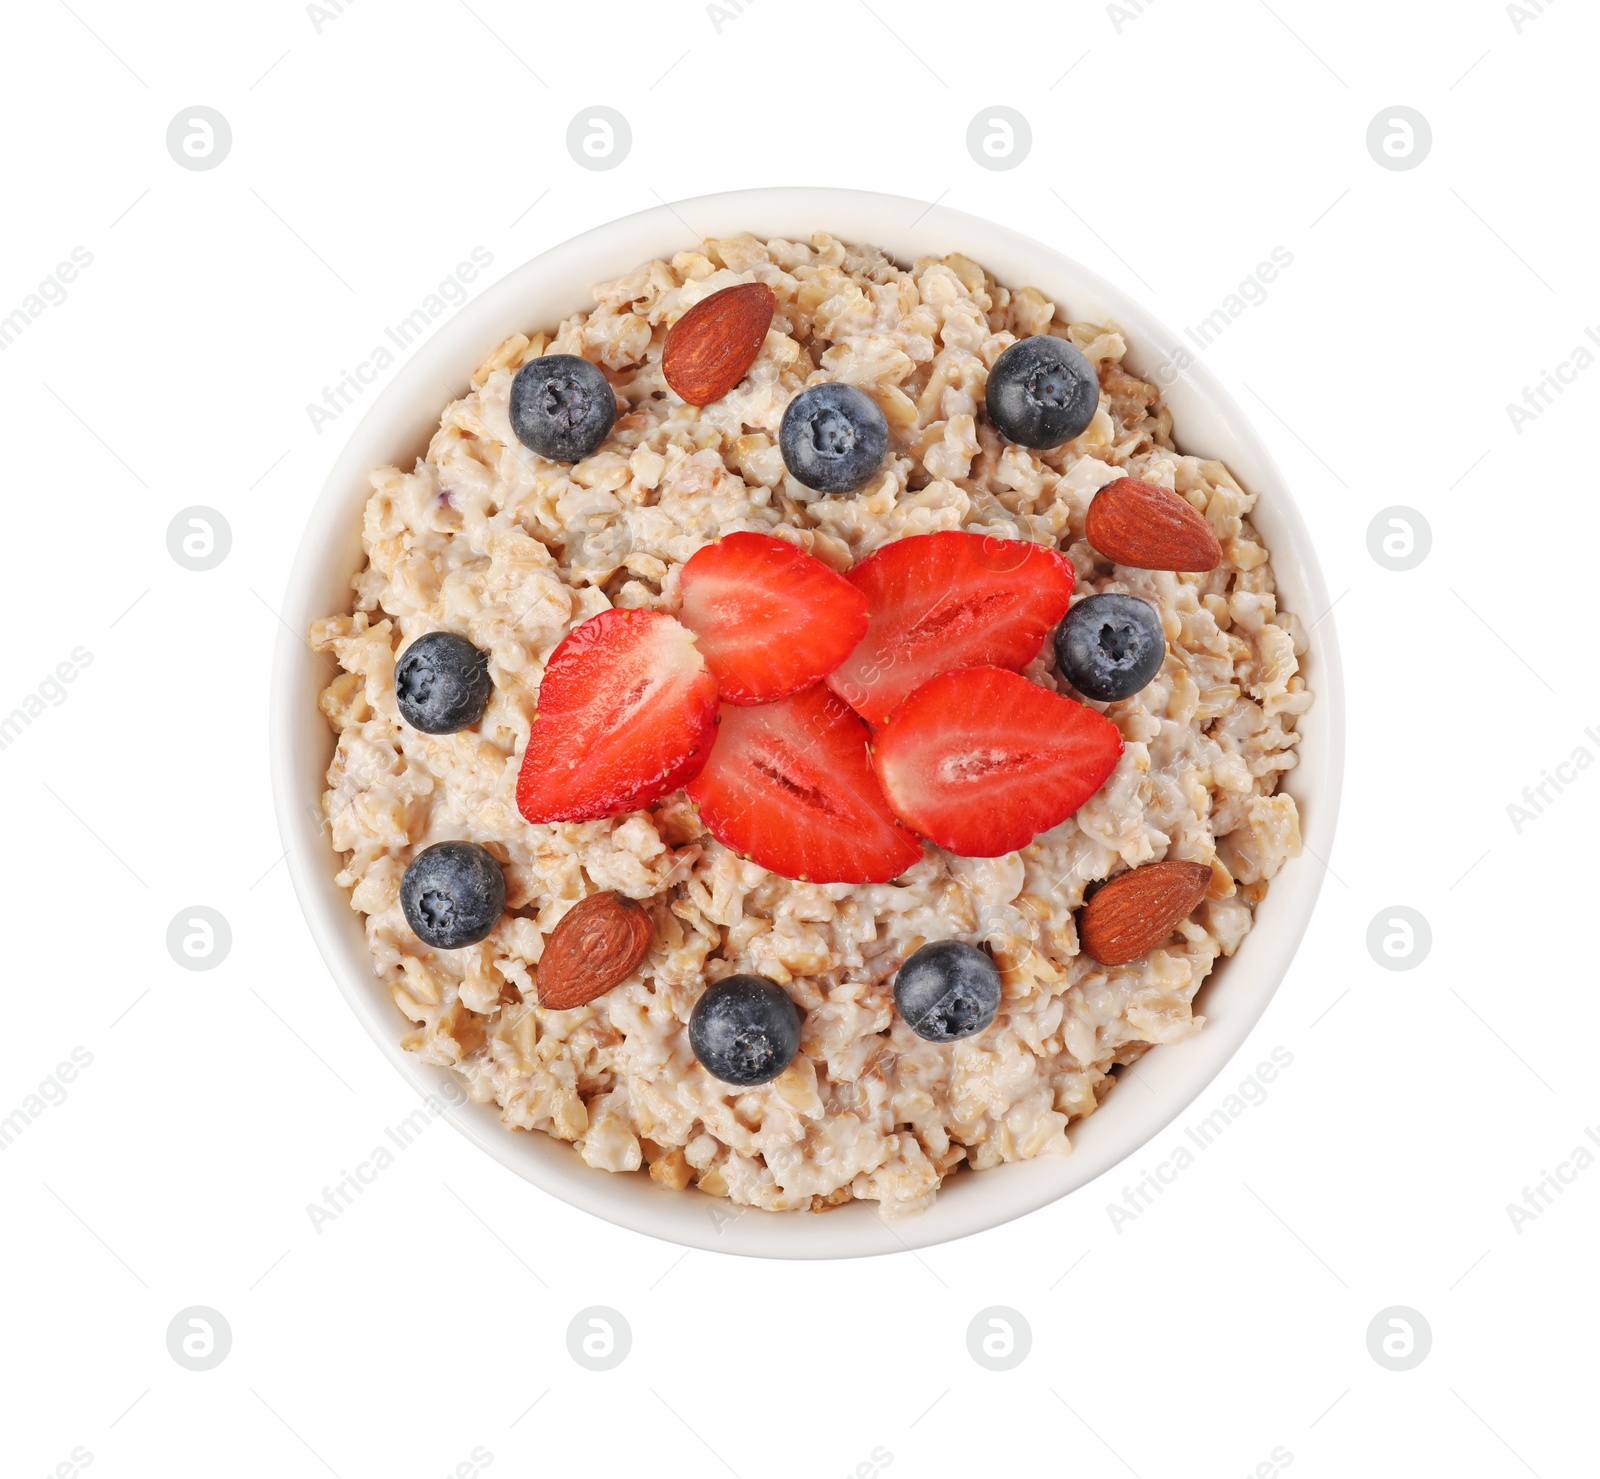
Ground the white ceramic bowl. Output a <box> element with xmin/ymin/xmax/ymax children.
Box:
<box><xmin>271</xmin><ymin>187</ymin><xmax>1344</xmax><ymax>1259</ymax></box>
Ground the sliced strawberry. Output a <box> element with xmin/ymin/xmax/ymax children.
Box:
<box><xmin>826</xmin><ymin>530</ymin><xmax>1076</xmax><ymax>726</ymax></box>
<box><xmin>871</xmin><ymin>666</ymin><xmax>1123</xmax><ymax>857</ymax></box>
<box><xmin>686</xmin><ymin>684</ymin><xmax>923</xmax><ymax>884</ymax></box>
<box><xmin>677</xmin><ymin>531</ymin><xmax>869</xmax><ymax>705</ymax></box>
<box><xmin>516</xmin><ymin>608</ymin><xmax>719</xmax><ymax>824</ymax></box>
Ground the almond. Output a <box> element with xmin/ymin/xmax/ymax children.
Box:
<box><xmin>662</xmin><ymin>282</ymin><xmax>776</xmax><ymax>406</ymax></box>
<box><xmin>1084</xmin><ymin>477</ymin><xmax>1223</xmax><ymax>572</ymax></box>
<box><xmin>1079</xmin><ymin>859</ymin><xmax>1212</xmax><ymax>966</ymax></box>
<box><xmin>536</xmin><ymin>892</ymin><xmax>653</xmax><ymax>1010</ymax></box>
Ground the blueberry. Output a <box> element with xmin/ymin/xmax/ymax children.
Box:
<box><xmin>689</xmin><ymin>975</ymin><xmax>803</xmax><ymax>1087</ymax></box>
<box><xmin>1055</xmin><ymin>592</ymin><xmax>1166</xmax><ymax>702</ymax></box>
<box><xmin>985</xmin><ymin>335</ymin><xmax>1100</xmax><ymax>449</ymax></box>
<box><xmin>400</xmin><ymin>841</ymin><xmax>506</xmax><ymax>949</ymax></box>
<box><xmin>395</xmin><ymin>631</ymin><xmax>493</xmax><ymax>734</ymax></box>
<box><xmin>509</xmin><ymin>354</ymin><xmax>617</xmax><ymax>462</ymax></box>
<box><xmin>779</xmin><ymin>383</ymin><xmax>889</xmax><ymax>494</ymax></box>
<box><xmin>894</xmin><ymin>940</ymin><xmax>1001</xmax><ymax>1044</ymax></box>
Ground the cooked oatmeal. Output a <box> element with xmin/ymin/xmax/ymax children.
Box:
<box><xmin>310</xmin><ymin>232</ymin><xmax>1311</xmax><ymax>1219</ymax></box>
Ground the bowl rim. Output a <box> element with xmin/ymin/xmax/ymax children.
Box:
<box><xmin>270</xmin><ymin>186</ymin><xmax>1345</xmax><ymax>1260</ymax></box>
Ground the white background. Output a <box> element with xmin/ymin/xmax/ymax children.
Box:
<box><xmin>3</xmin><ymin>1</ymin><xmax>1595</xmax><ymax>1475</ymax></box>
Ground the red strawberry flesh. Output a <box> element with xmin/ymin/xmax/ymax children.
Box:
<box><xmin>826</xmin><ymin>530</ymin><xmax>1076</xmax><ymax>726</ymax></box>
<box><xmin>678</xmin><ymin>531</ymin><xmax>869</xmax><ymax>705</ymax></box>
<box><xmin>871</xmin><ymin>666</ymin><xmax>1123</xmax><ymax>857</ymax></box>
<box><xmin>686</xmin><ymin>684</ymin><xmax>923</xmax><ymax>884</ymax></box>
<box><xmin>516</xmin><ymin>608</ymin><xmax>719</xmax><ymax>824</ymax></box>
